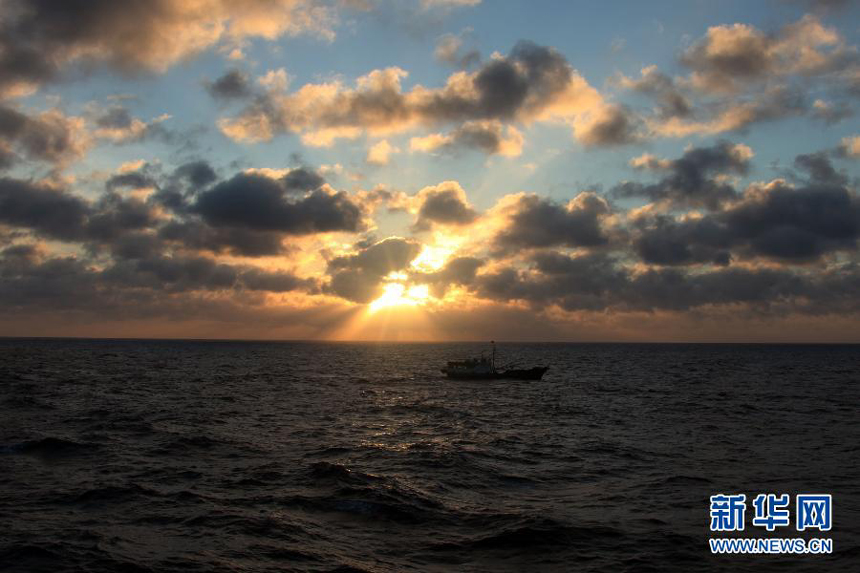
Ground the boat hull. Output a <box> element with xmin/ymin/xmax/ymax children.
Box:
<box><xmin>441</xmin><ymin>366</ymin><xmax>549</xmax><ymax>380</ymax></box>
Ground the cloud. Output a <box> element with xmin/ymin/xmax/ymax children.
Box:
<box><xmin>106</xmin><ymin>170</ymin><xmax>159</xmax><ymax>192</ymax></box>
<box><xmin>810</xmin><ymin>99</ymin><xmax>853</xmax><ymax>125</ymax></box>
<box><xmin>412</xmin><ymin>181</ymin><xmax>478</xmax><ymax>230</ymax></box>
<box><xmin>631</xmin><ymin>215</ymin><xmax>733</xmax><ymax>266</ymax></box>
<box><xmin>473</xmin><ymin>252</ymin><xmax>627</xmax><ymax>311</ymax></box>
<box><xmin>104</xmin><ymin>253</ymin><xmax>317</xmax><ymax>294</ymax></box>
<box><xmin>679</xmin><ymin>15</ymin><xmax>856</xmax><ymax>94</ymax></box>
<box><xmin>325</xmin><ymin>237</ymin><xmax>422</xmax><ymax>302</ymax></box>
<box><xmin>0</xmin><ymin>0</ymin><xmax>337</xmax><ymax>98</ymax></box>
<box><xmin>86</xmin><ymin>192</ymin><xmax>161</xmax><ymax>244</ymax></box>
<box><xmin>2</xmin><ymin>137</ymin><xmax>860</xmax><ymax>333</ymax></box>
<box><xmin>366</xmin><ymin>139</ymin><xmax>398</xmax><ymax>165</ymax></box>
<box><xmin>631</xmin><ymin>156</ymin><xmax>860</xmax><ymax>265</ymax></box>
<box><xmin>800</xmin><ymin>0</ymin><xmax>853</xmax><ymax>13</ymax></box>
<box><xmin>434</xmin><ymin>30</ymin><xmax>480</xmax><ymax>68</ymax></box>
<box><xmin>193</xmin><ymin>172</ymin><xmax>364</xmax><ymax>235</ymax></box>
<box><xmin>629</xmin><ymin>153</ymin><xmax>672</xmax><ymax>171</ymax></box>
<box><xmin>838</xmin><ymin>135</ymin><xmax>860</xmax><ymax>158</ymax></box>
<box><xmin>617</xmin><ymin>65</ymin><xmax>692</xmax><ymax>119</ymax></box>
<box><xmin>612</xmin><ymin>141</ymin><xmax>753</xmax><ymax>210</ymax></box>
<box><xmin>794</xmin><ymin>151</ymin><xmax>847</xmax><ymax>186</ymax></box>
<box><xmin>467</xmin><ymin>248</ymin><xmax>860</xmax><ymax>316</ymax></box>
<box><xmin>0</xmin><ymin>158</ymin><xmax>374</xmax><ymax>265</ymax></box>
<box><xmin>174</xmin><ymin>161</ymin><xmax>219</xmax><ymax>188</ymax></box>
<box><xmin>411</xmin><ymin>255</ymin><xmax>483</xmax><ymax>297</ymax></box>
<box><xmin>647</xmin><ymin>85</ymin><xmax>807</xmax><ymax>137</ymax></box>
<box><xmin>723</xmin><ymin>179</ymin><xmax>859</xmax><ymax>261</ymax></box>
<box><xmin>205</xmin><ymin>69</ymin><xmax>253</xmax><ymax>100</ymax></box>
<box><xmin>0</xmin><ymin>177</ymin><xmax>90</xmax><ymax>241</ymax></box>
<box><xmin>158</xmin><ymin>220</ymin><xmax>288</xmax><ymax>257</ymax></box>
<box><xmin>493</xmin><ymin>192</ymin><xmax>612</xmax><ymax>252</ymax></box>
<box><xmin>0</xmin><ymin>105</ymin><xmax>89</xmax><ymax>167</ymax></box>
<box><xmin>91</xmin><ymin>105</ymin><xmax>173</xmax><ymax>144</ymax></box>
<box><xmin>422</xmin><ymin>0</ymin><xmax>481</xmax><ymax>7</ymax></box>
<box><xmin>281</xmin><ymin>167</ymin><xmax>327</xmax><ymax>193</ymax></box>
<box><xmin>617</xmin><ymin>16</ymin><xmax>860</xmax><ymax>138</ymax></box>
<box><xmin>218</xmin><ymin>40</ymin><xmax>609</xmax><ymax>146</ymax></box>
<box><xmin>410</xmin><ymin>120</ymin><xmax>523</xmax><ymax>156</ymax></box>
<box><xmin>576</xmin><ymin>104</ymin><xmax>641</xmax><ymax>146</ymax></box>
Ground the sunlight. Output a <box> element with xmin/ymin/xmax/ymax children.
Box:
<box><xmin>410</xmin><ymin>244</ymin><xmax>454</xmax><ymax>272</ymax></box>
<box><xmin>369</xmin><ymin>282</ymin><xmax>430</xmax><ymax>312</ymax></box>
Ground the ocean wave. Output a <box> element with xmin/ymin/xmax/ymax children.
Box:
<box><xmin>1</xmin><ymin>437</ymin><xmax>98</xmax><ymax>457</ymax></box>
<box><xmin>432</xmin><ymin>517</ymin><xmax>623</xmax><ymax>552</ymax></box>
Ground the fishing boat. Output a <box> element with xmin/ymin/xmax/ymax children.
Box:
<box><xmin>440</xmin><ymin>341</ymin><xmax>549</xmax><ymax>380</ymax></box>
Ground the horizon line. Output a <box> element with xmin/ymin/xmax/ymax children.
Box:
<box><xmin>1</xmin><ymin>335</ymin><xmax>857</xmax><ymax>345</ymax></box>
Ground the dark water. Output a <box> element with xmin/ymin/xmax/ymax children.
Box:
<box><xmin>1</xmin><ymin>339</ymin><xmax>859</xmax><ymax>572</ymax></box>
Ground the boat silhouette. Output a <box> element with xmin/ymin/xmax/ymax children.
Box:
<box><xmin>440</xmin><ymin>341</ymin><xmax>549</xmax><ymax>380</ymax></box>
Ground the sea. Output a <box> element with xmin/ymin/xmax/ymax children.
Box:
<box><xmin>1</xmin><ymin>338</ymin><xmax>858</xmax><ymax>572</ymax></box>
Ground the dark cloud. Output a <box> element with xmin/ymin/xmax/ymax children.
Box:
<box><xmin>193</xmin><ymin>173</ymin><xmax>364</xmax><ymax>234</ymax></box>
<box><xmin>468</xmin><ymin>250</ymin><xmax>860</xmax><ymax>315</ymax></box>
<box><xmin>0</xmin><ymin>176</ymin><xmax>165</xmax><ymax>253</ymax></box>
<box><xmin>413</xmin><ymin>183</ymin><xmax>478</xmax><ymax>231</ymax></box>
<box><xmin>0</xmin><ymin>0</ymin><xmax>334</xmax><ymax>96</ymax></box>
<box><xmin>154</xmin><ymin>160</ymin><xmax>218</xmax><ymax>211</ymax></box>
<box><xmin>0</xmin><ymin>177</ymin><xmax>90</xmax><ymax>241</ymax></box>
<box><xmin>206</xmin><ymin>69</ymin><xmax>253</xmax><ymax>101</ymax></box>
<box><xmin>422</xmin><ymin>40</ymin><xmax>572</xmax><ymax>122</ymax></box>
<box><xmin>612</xmin><ymin>141</ymin><xmax>751</xmax><ymax>209</ymax></box>
<box><xmin>106</xmin><ymin>171</ymin><xmax>158</xmax><ymax>191</ymax></box>
<box><xmin>325</xmin><ymin>237</ymin><xmax>421</xmax><ymax>303</ymax></box>
<box><xmin>412</xmin><ymin>255</ymin><xmax>483</xmax><ymax>297</ymax></box>
<box><xmin>328</xmin><ymin>237</ymin><xmax>421</xmax><ymax>276</ymax></box>
<box><xmin>0</xmin><ymin>104</ymin><xmax>85</xmax><ymax>166</ymax></box>
<box><xmin>632</xmin><ymin>215</ymin><xmax>732</xmax><ymax>266</ymax></box>
<box><xmin>794</xmin><ymin>152</ymin><xmax>848</xmax><ymax>186</ymax></box>
<box><xmin>86</xmin><ymin>192</ymin><xmax>160</xmax><ymax>243</ymax></box>
<box><xmin>95</xmin><ymin>106</ymin><xmax>134</xmax><ymax>129</ymax></box>
<box><xmin>678</xmin><ymin>15</ymin><xmax>860</xmax><ymax>94</ymax></box>
<box><xmin>474</xmin><ymin>252</ymin><xmax>627</xmax><ymax>312</ymax></box>
<box><xmin>632</xmin><ymin>160</ymin><xmax>860</xmax><ymax>264</ymax></box>
<box><xmin>493</xmin><ymin>193</ymin><xmax>611</xmax><ymax>251</ymax></box>
<box><xmin>681</xmin><ymin>26</ymin><xmax>770</xmax><ymax>88</ymax></box>
<box><xmin>450</xmin><ymin>122</ymin><xmax>511</xmax><ymax>153</ymax></box>
<box><xmin>0</xmin><ymin>162</ymin><xmax>353</xmax><ymax>260</ymax></box>
<box><xmin>413</xmin><ymin>120</ymin><xmax>522</xmax><ymax>156</ymax></box>
<box><xmin>240</xmin><ymin>267</ymin><xmax>317</xmax><ymax>293</ymax></box>
<box><xmin>174</xmin><ymin>161</ymin><xmax>218</xmax><ymax>188</ymax></box>
<box><xmin>578</xmin><ymin>104</ymin><xmax>640</xmax><ymax>146</ymax></box>
<box><xmin>723</xmin><ymin>180</ymin><xmax>859</xmax><ymax>261</ymax></box>
<box><xmin>622</xmin><ymin>266</ymin><xmax>810</xmax><ymax>312</ymax></box>
<box><xmin>106</xmin><ymin>231</ymin><xmax>164</xmax><ymax>260</ymax></box>
<box><xmin>282</xmin><ymin>167</ymin><xmax>326</xmax><ymax>193</ymax></box>
<box><xmin>0</xmin><ymin>254</ymin><xmax>101</xmax><ymax>311</ymax></box>
<box><xmin>621</xmin><ymin>66</ymin><xmax>692</xmax><ymax>119</ymax></box>
<box><xmin>92</xmin><ymin>104</ymin><xmax>185</xmax><ymax>145</ymax></box>
<box><xmin>101</xmin><ymin>253</ymin><xmax>316</xmax><ymax>295</ymax></box>
<box><xmin>159</xmin><ymin>220</ymin><xmax>287</xmax><ymax>257</ymax></box>
<box><xmin>0</xmin><ymin>145</ymin><xmax>17</xmax><ymax>170</ymax></box>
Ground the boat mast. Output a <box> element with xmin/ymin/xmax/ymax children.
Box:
<box><xmin>491</xmin><ymin>340</ymin><xmax>495</xmax><ymax>371</ymax></box>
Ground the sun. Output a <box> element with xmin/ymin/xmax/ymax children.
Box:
<box><xmin>369</xmin><ymin>282</ymin><xmax>430</xmax><ymax>312</ymax></box>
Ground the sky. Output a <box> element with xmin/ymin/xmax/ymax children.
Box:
<box><xmin>1</xmin><ymin>0</ymin><xmax>859</xmax><ymax>342</ymax></box>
